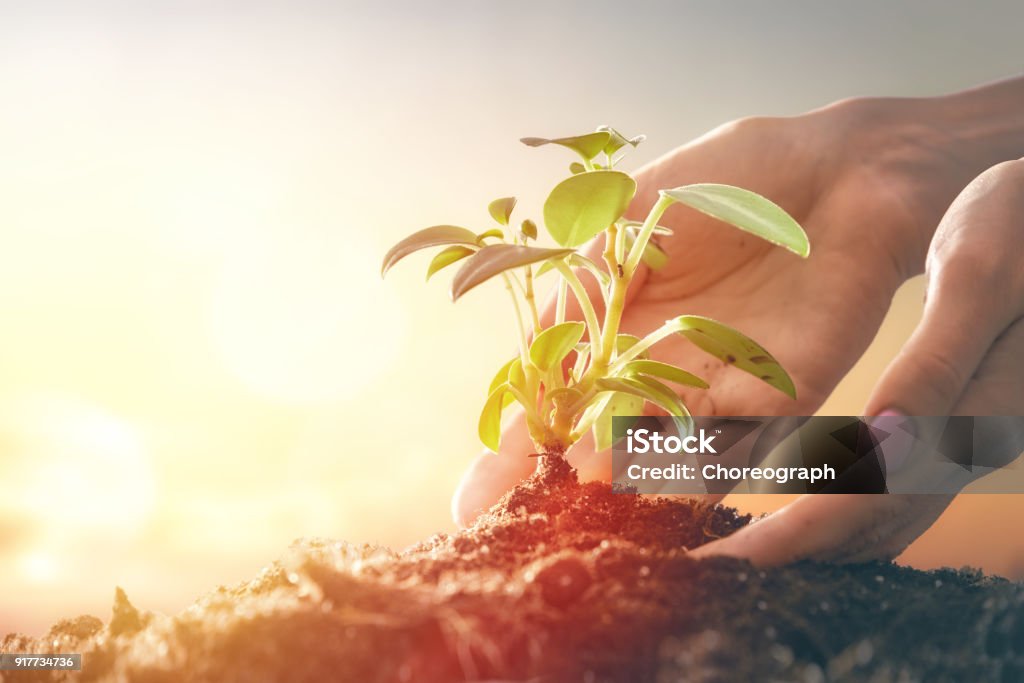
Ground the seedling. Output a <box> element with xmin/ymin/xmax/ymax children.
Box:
<box><xmin>382</xmin><ymin>127</ymin><xmax>809</xmax><ymax>457</ymax></box>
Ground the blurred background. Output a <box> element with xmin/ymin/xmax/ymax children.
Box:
<box><xmin>2</xmin><ymin>0</ymin><xmax>1023</xmax><ymax>636</ymax></box>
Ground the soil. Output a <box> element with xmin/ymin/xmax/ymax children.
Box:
<box><xmin>3</xmin><ymin>457</ymin><xmax>1022</xmax><ymax>682</ymax></box>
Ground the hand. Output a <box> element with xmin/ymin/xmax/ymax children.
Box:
<box><xmin>452</xmin><ymin>78</ymin><xmax>1024</xmax><ymax>531</ymax></box>
<box><xmin>694</xmin><ymin>158</ymin><xmax>1024</xmax><ymax>565</ymax></box>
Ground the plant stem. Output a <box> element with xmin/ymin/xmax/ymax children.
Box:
<box><xmin>555</xmin><ymin>277</ymin><xmax>567</xmax><ymax>325</ymax></box>
<box><xmin>569</xmin><ymin>391</ymin><xmax>614</xmax><ymax>441</ymax></box>
<box><xmin>624</xmin><ymin>193</ymin><xmax>675</xmax><ymax>276</ymax></box>
<box><xmin>524</xmin><ymin>265</ymin><xmax>541</xmax><ymax>333</ymax></box>
<box><xmin>607</xmin><ymin>321</ymin><xmax>678</xmax><ymax>374</ymax></box>
<box><xmin>554</xmin><ymin>261</ymin><xmax>603</xmax><ymax>362</ymax></box>
<box><xmin>596</xmin><ymin>224</ymin><xmax>627</xmax><ymax>370</ymax></box>
<box><xmin>501</xmin><ymin>273</ymin><xmax>531</xmax><ymax>369</ymax></box>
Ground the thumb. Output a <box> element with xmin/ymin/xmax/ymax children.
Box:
<box><xmin>865</xmin><ymin>279</ymin><xmax>1000</xmax><ymax>419</ymax></box>
<box><xmin>866</xmin><ymin>178</ymin><xmax>1023</xmax><ymax>418</ymax></box>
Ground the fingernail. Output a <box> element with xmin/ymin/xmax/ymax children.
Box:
<box><xmin>869</xmin><ymin>410</ymin><xmax>917</xmax><ymax>473</ymax></box>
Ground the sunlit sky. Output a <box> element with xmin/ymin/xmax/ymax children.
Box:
<box><xmin>2</xmin><ymin>0</ymin><xmax>1023</xmax><ymax>636</ymax></box>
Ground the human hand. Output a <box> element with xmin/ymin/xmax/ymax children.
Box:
<box><xmin>693</xmin><ymin>158</ymin><xmax>1024</xmax><ymax>565</ymax></box>
<box><xmin>453</xmin><ymin>78</ymin><xmax>1024</xmax><ymax>528</ymax></box>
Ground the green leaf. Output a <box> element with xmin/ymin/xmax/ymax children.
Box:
<box><xmin>571</xmin><ymin>342</ymin><xmax>591</xmax><ymax>381</ymax></box>
<box><xmin>633</xmin><ymin>376</ymin><xmax>692</xmax><ymax>419</ymax></box>
<box><xmin>569</xmin><ymin>162</ymin><xmax>586</xmax><ymax>175</ymax></box>
<box><xmin>592</xmin><ymin>391</ymin><xmax>644</xmax><ymax>451</ymax></box>
<box><xmin>596</xmin><ymin>126</ymin><xmax>646</xmax><ymax>155</ymax></box>
<box><xmin>488</xmin><ymin>358</ymin><xmax>517</xmax><ymax>395</ymax></box>
<box><xmin>622</xmin><ymin>360</ymin><xmax>709</xmax><ymax>389</ymax></box>
<box><xmin>615</xmin><ymin>334</ymin><xmax>649</xmax><ymax>360</ymax></box>
<box><xmin>595</xmin><ymin>377</ymin><xmax>688</xmax><ymax>418</ymax></box>
<box><xmin>621</xmin><ymin>228</ymin><xmax>669</xmax><ymax>270</ymax></box>
<box><xmin>521</xmin><ymin>132</ymin><xmax>611</xmax><ymax>161</ymax></box>
<box><xmin>381</xmin><ymin>225</ymin><xmax>478</xmax><ymax>276</ymax></box>
<box><xmin>508</xmin><ymin>358</ymin><xmax>526</xmax><ymax>393</ymax></box>
<box><xmin>476</xmin><ymin>228</ymin><xmax>505</xmax><ymax>242</ymax></box>
<box><xmin>451</xmin><ymin>244</ymin><xmax>574</xmax><ymax>301</ymax></box>
<box><xmin>621</xmin><ymin>220</ymin><xmax>673</xmax><ymax>236</ymax></box>
<box><xmin>641</xmin><ymin>240</ymin><xmax>668</xmax><ymax>270</ymax></box>
<box><xmin>661</xmin><ymin>184</ymin><xmax>810</xmax><ymax>257</ymax></box>
<box><xmin>530</xmin><ymin>321</ymin><xmax>585</xmax><ymax>372</ymax></box>
<box><xmin>426</xmin><ymin>245</ymin><xmax>474</xmax><ymax>280</ymax></box>
<box><xmin>670</xmin><ymin>315</ymin><xmax>796</xmax><ymax>398</ymax></box>
<box><xmin>520</xmin><ymin>219</ymin><xmax>538</xmax><ymax>240</ymax></box>
<box><xmin>544</xmin><ymin>171</ymin><xmax>637</xmax><ymax>247</ymax></box>
<box><xmin>488</xmin><ymin>197</ymin><xmax>516</xmax><ymax>226</ymax></box>
<box><xmin>487</xmin><ymin>357</ymin><xmax>518</xmax><ymax>408</ymax></box>
<box><xmin>479</xmin><ymin>384</ymin><xmax>508</xmax><ymax>452</ymax></box>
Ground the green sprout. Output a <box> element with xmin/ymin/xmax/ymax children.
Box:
<box><xmin>382</xmin><ymin>127</ymin><xmax>810</xmax><ymax>457</ymax></box>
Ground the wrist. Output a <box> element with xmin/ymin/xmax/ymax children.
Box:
<box><xmin>806</xmin><ymin>77</ymin><xmax>1024</xmax><ymax>274</ymax></box>
<box><xmin>812</xmin><ymin>76</ymin><xmax>1024</xmax><ymax>199</ymax></box>
<box><xmin>928</xmin><ymin>75</ymin><xmax>1024</xmax><ymax>177</ymax></box>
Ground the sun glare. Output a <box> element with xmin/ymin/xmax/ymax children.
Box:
<box><xmin>0</xmin><ymin>395</ymin><xmax>155</xmax><ymax>535</ymax></box>
<box><xmin>208</xmin><ymin>231</ymin><xmax>406</xmax><ymax>404</ymax></box>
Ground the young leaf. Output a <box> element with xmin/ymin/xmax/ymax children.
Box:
<box><xmin>544</xmin><ymin>171</ymin><xmax>637</xmax><ymax>247</ymax></box>
<box><xmin>508</xmin><ymin>357</ymin><xmax>526</xmax><ymax>393</ymax></box>
<box><xmin>571</xmin><ymin>342</ymin><xmax>591</xmax><ymax>381</ymax></box>
<box><xmin>521</xmin><ymin>132</ymin><xmax>611</xmax><ymax>161</ymax></box>
<box><xmin>670</xmin><ymin>315</ymin><xmax>796</xmax><ymax>398</ymax></box>
<box><xmin>615</xmin><ymin>334</ymin><xmax>649</xmax><ymax>360</ymax></box>
<box><xmin>488</xmin><ymin>358</ymin><xmax>517</xmax><ymax>395</ymax></box>
<box><xmin>381</xmin><ymin>225</ymin><xmax>478</xmax><ymax>276</ymax></box>
<box><xmin>621</xmin><ymin>359</ymin><xmax>709</xmax><ymax>389</ymax></box>
<box><xmin>487</xmin><ymin>357</ymin><xmax>519</xmax><ymax>408</ymax></box>
<box><xmin>592</xmin><ymin>391</ymin><xmax>644</xmax><ymax>451</ymax></box>
<box><xmin>530</xmin><ymin>321</ymin><xmax>585</xmax><ymax>372</ymax></box>
<box><xmin>595</xmin><ymin>377</ymin><xmax>688</xmax><ymax>417</ymax></box>
<box><xmin>451</xmin><ymin>244</ymin><xmax>574</xmax><ymax>300</ymax></box>
<box><xmin>621</xmin><ymin>220</ymin><xmax>673</xmax><ymax>236</ymax></box>
<box><xmin>569</xmin><ymin>162</ymin><xmax>586</xmax><ymax>175</ymax></box>
<box><xmin>596</xmin><ymin>126</ymin><xmax>646</xmax><ymax>155</ymax></box>
<box><xmin>538</xmin><ymin>252</ymin><xmax>611</xmax><ymax>285</ymax></box>
<box><xmin>520</xmin><ymin>219</ymin><xmax>538</xmax><ymax>240</ymax></box>
<box><xmin>479</xmin><ymin>384</ymin><xmax>509</xmax><ymax>452</ymax></box>
<box><xmin>488</xmin><ymin>197</ymin><xmax>517</xmax><ymax>226</ymax></box>
<box><xmin>641</xmin><ymin>241</ymin><xmax>668</xmax><ymax>270</ymax></box>
<box><xmin>621</xmin><ymin>228</ymin><xmax>669</xmax><ymax>270</ymax></box>
<box><xmin>426</xmin><ymin>245</ymin><xmax>474</xmax><ymax>280</ymax></box>
<box><xmin>661</xmin><ymin>184</ymin><xmax>810</xmax><ymax>257</ymax></box>
<box><xmin>476</xmin><ymin>228</ymin><xmax>505</xmax><ymax>242</ymax></box>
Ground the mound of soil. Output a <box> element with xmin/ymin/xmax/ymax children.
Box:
<box><xmin>3</xmin><ymin>457</ymin><xmax>1022</xmax><ymax>682</ymax></box>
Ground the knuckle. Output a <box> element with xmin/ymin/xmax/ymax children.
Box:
<box><xmin>912</xmin><ymin>348</ymin><xmax>968</xmax><ymax>405</ymax></box>
<box><xmin>714</xmin><ymin>114</ymin><xmax>779</xmax><ymax>139</ymax></box>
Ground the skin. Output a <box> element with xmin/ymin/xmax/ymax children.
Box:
<box><xmin>453</xmin><ymin>76</ymin><xmax>1024</xmax><ymax>566</ymax></box>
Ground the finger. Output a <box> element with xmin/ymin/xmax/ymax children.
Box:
<box><xmin>954</xmin><ymin>317</ymin><xmax>1024</xmax><ymax>416</ymax></box>
<box><xmin>451</xmin><ymin>410</ymin><xmax>538</xmax><ymax>527</ymax></box>
<box><xmin>689</xmin><ymin>493</ymin><xmax>952</xmax><ymax>566</ymax></box>
<box><xmin>866</xmin><ymin>161</ymin><xmax>1024</xmax><ymax>419</ymax></box>
<box><xmin>864</xmin><ymin>269</ymin><xmax>1009</xmax><ymax>419</ymax></box>
<box><xmin>694</xmin><ymin>318</ymin><xmax>1024</xmax><ymax>565</ymax></box>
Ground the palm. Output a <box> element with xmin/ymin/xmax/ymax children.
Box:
<box><xmin>618</xmin><ymin>118</ymin><xmax>915</xmax><ymax>419</ymax></box>
<box><xmin>455</xmin><ymin>110</ymin><xmax>942</xmax><ymax>520</ymax></box>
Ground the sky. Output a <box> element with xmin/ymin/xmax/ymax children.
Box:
<box><xmin>1</xmin><ymin>0</ymin><xmax>1023</xmax><ymax>636</ymax></box>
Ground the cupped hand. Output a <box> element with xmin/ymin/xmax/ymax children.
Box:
<box><xmin>452</xmin><ymin>95</ymin><xmax>1017</xmax><ymax>535</ymax></box>
<box><xmin>693</xmin><ymin>158</ymin><xmax>1024</xmax><ymax>565</ymax></box>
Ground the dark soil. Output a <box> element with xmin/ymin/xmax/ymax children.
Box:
<box><xmin>3</xmin><ymin>457</ymin><xmax>1022</xmax><ymax>682</ymax></box>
